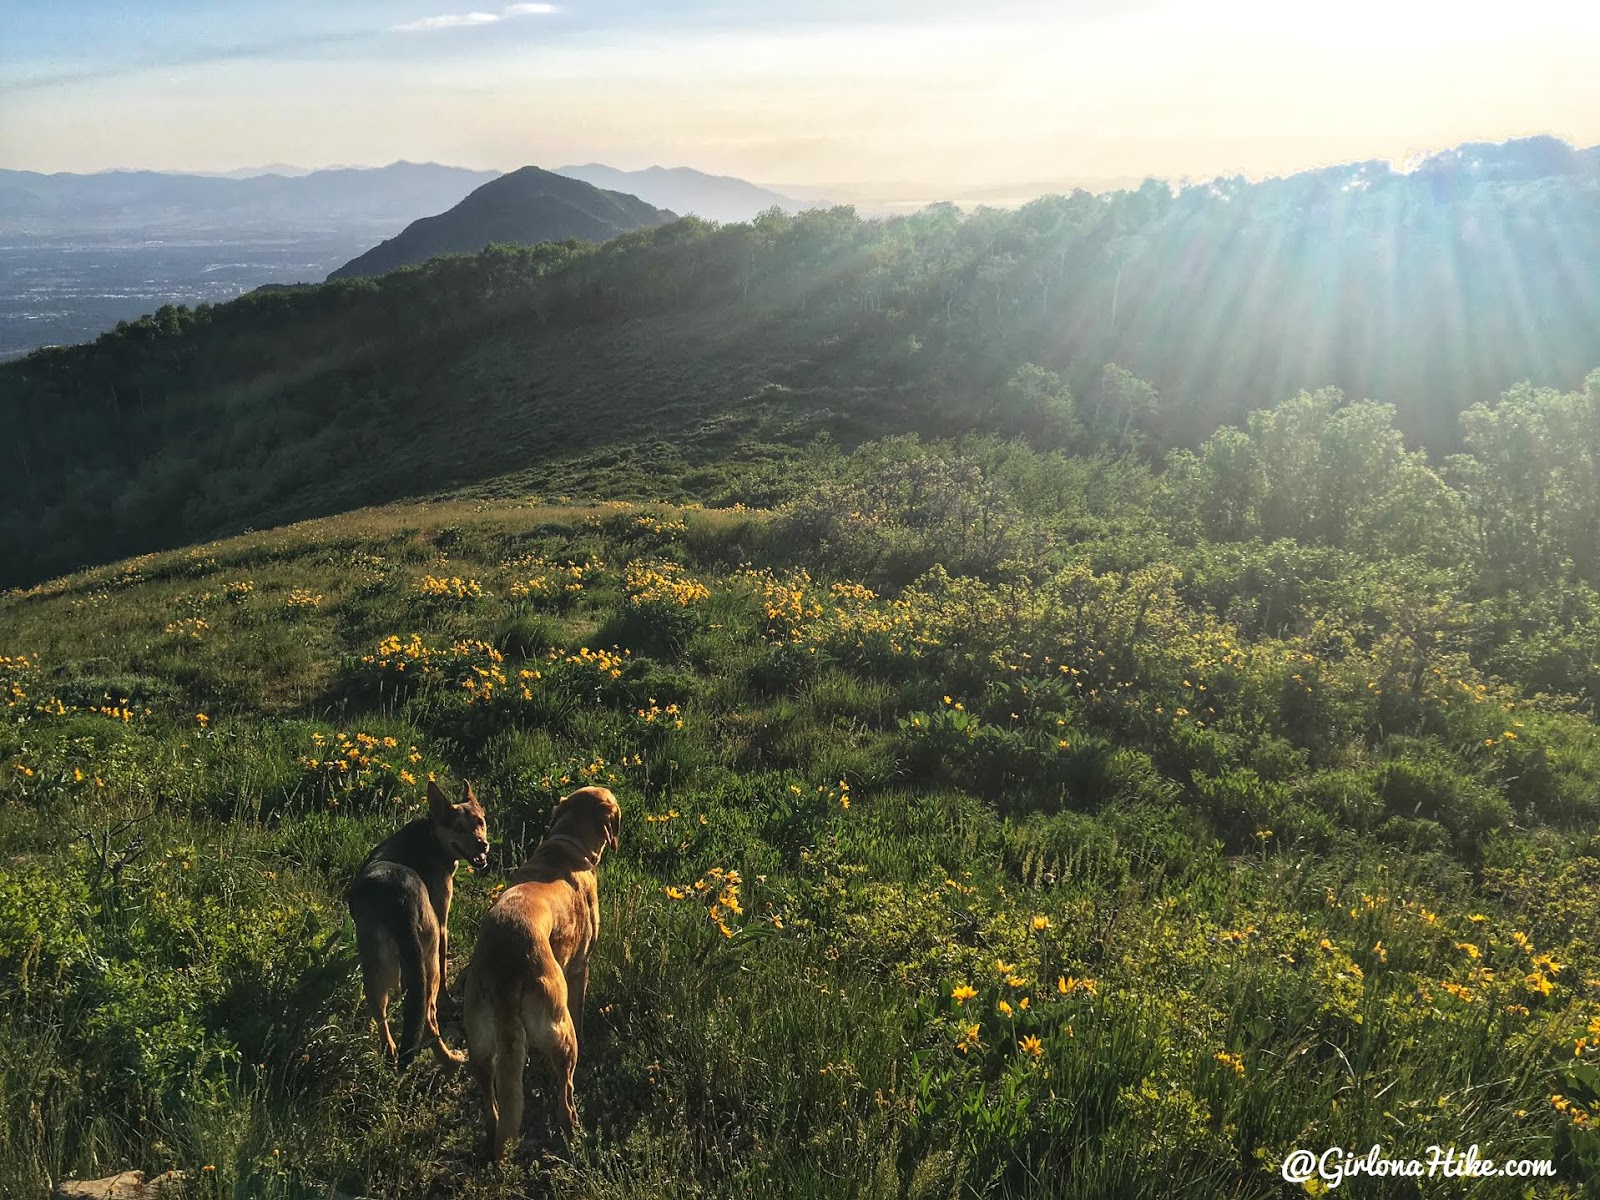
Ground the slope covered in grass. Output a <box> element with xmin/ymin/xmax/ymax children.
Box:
<box><xmin>4</xmin><ymin>422</ymin><xmax>1599</xmax><ymax>1197</ymax></box>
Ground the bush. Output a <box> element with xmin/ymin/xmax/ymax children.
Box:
<box><xmin>1378</xmin><ymin>747</ymin><xmax>1511</xmax><ymax>852</ymax></box>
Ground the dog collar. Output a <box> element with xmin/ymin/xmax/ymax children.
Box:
<box><xmin>544</xmin><ymin>832</ymin><xmax>601</xmax><ymax>871</ymax></box>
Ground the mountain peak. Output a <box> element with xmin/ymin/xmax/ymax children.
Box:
<box><xmin>327</xmin><ymin>166</ymin><xmax>674</xmax><ymax>281</ymax></box>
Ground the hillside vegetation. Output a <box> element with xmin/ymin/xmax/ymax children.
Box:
<box><xmin>4</xmin><ymin>136</ymin><xmax>1598</xmax><ymax>588</ymax></box>
<box><xmin>3</xmin><ymin>413</ymin><xmax>1600</xmax><ymax>1196</ymax></box>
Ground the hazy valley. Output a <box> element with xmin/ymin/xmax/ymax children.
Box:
<box><xmin>0</xmin><ymin>236</ymin><xmax>365</xmax><ymax>359</ymax></box>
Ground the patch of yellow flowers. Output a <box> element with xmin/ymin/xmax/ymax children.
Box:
<box><xmin>663</xmin><ymin>866</ymin><xmax>746</xmax><ymax>939</ymax></box>
<box><xmin>417</xmin><ymin>574</ymin><xmax>485</xmax><ymax>601</ymax></box>
<box><xmin>739</xmin><ymin>567</ymin><xmax>937</xmax><ymax>658</ymax></box>
<box><xmin>1</xmin><ymin>653</ymin><xmax>37</xmax><ymax>710</ymax></box>
<box><xmin>508</xmin><ymin>558</ymin><xmax>601</xmax><ymax>601</ymax></box>
<box><xmin>626</xmin><ymin>561</ymin><xmax>710</xmax><ymax>608</ymax></box>
<box><xmin>635</xmin><ymin>700</ymin><xmax>684</xmax><ymax>729</ymax></box>
<box><xmin>299</xmin><ymin>730</ymin><xmax>423</xmax><ymax>804</ymax></box>
<box><xmin>632</xmin><ymin>513</ymin><xmax>687</xmax><ymax>538</ymax></box>
<box><xmin>362</xmin><ymin>634</ymin><xmax>515</xmax><ymax>705</ymax></box>
<box><xmin>943</xmin><ymin>961</ymin><xmax>1099</xmax><ymax>1064</ymax></box>
<box><xmin>537</xmin><ymin>753</ymin><xmax>644</xmax><ymax>791</ymax></box>
<box><xmin>365</xmin><ymin>633</ymin><xmax>499</xmax><ymax>674</ymax></box>
<box><xmin>549</xmin><ymin>644</ymin><xmax>630</xmax><ymax>681</ymax></box>
<box><xmin>0</xmin><ymin>662</ymin><xmax>143</xmax><ymax>723</ymax></box>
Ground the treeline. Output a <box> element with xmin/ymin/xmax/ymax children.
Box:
<box><xmin>2</xmin><ymin>136</ymin><xmax>1597</xmax><ymax>585</ymax></box>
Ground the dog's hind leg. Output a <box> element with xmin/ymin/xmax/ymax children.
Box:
<box><xmin>355</xmin><ymin>921</ymin><xmax>401</xmax><ymax>1060</ymax></box>
<box><xmin>467</xmin><ymin>1046</ymin><xmax>498</xmax><ymax>1159</ymax></box>
<box><xmin>527</xmin><ymin>944</ymin><xmax>580</xmax><ymax>1135</ymax></box>
<box><xmin>533</xmin><ymin>1008</ymin><xmax>580</xmax><ymax>1136</ymax></box>
<box><xmin>403</xmin><ymin>912</ymin><xmax>465</xmax><ymax>1066</ymax></box>
<box><xmin>422</xmin><ymin>921</ymin><xmax>466</xmax><ymax>1065</ymax></box>
<box><xmin>564</xmin><ymin>956</ymin><xmax>588</xmax><ymax>1052</ymax></box>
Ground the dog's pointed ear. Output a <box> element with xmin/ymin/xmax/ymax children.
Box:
<box><xmin>460</xmin><ymin>778</ymin><xmax>479</xmax><ymax>809</ymax></box>
<box><xmin>427</xmin><ymin>778</ymin><xmax>452</xmax><ymax>822</ymax></box>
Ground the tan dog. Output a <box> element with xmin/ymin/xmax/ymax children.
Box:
<box><xmin>463</xmin><ymin>785</ymin><xmax>620</xmax><ymax>1160</ymax></box>
<box><xmin>347</xmin><ymin>779</ymin><xmax>490</xmax><ymax>1065</ymax></box>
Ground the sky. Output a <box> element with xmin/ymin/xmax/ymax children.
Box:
<box><xmin>2</xmin><ymin>0</ymin><xmax>1598</xmax><ymax>206</ymax></box>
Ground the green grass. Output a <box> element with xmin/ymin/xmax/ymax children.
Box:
<box><xmin>2</xmin><ymin>489</ymin><xmax>1598</xmax><ymax>1199</ymax></box>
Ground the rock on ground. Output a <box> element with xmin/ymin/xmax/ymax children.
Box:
<box><xmin>52</xmin><ymin>1169</ymin><xmax>185</xmax><ymax>1199</ymax></box>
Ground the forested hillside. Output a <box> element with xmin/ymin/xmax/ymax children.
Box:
<box><xmin>3</xmin><ymin>136</ymin><xmax>1597</xmax><ymax>588</ymax></box>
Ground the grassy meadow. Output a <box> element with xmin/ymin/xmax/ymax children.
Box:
<box><xmin>3</xmin><ymin>443</ymin><xmax>1600</xmax><ymax>1198</ymax></box>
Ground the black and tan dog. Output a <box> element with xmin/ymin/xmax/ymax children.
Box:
<box><xmin>463</xmin><ymin>785</ymin><xmax>620</xmax><ymax>1160</ymax></box>
<box><xmin>347</xmin><ymin>779</ymin><xmax>490</xmax><ymax>1066</ymax></box>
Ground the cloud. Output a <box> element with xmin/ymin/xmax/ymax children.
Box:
<box><xmin>392</xmin><ymin>12</ymin><xmax>500</xmax><ymax>32</ymax></box>
<box><xmin>391</xmin><ymin>4</ymin><xmax>560</xmax><ymax>33</ymax></box>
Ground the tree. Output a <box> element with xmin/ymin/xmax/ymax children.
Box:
<box><xmin>1091</xmin><ymin>364</ymin><xmax>1162</xmax><ymax>452</ymax></box>
<box><xmin>998</xmin><ymin>364</ymin><xmax>1083</xmax><ymax>447</ymax></box>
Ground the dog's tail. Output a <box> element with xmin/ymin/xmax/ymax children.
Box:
<box><xmin>464</xmin><ymin>953</ymin><xmax>497</xmax><ymax>1102</ymax></box>
<box><xmin>396</xmin><ymin>931</ymin><xmax>430</xmax><ymax>1067</ymax></box>
<box><xmin>465</xmin><ymin>949</ymin><xmax>528</xmax><ymax>1159</ymax></box>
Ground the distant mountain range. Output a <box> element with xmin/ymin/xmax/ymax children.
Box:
<box><xmin>0</xmin><ymin>161</ymin><xmax>498</xmax><ymax>239</ymax></box>
<box><xmin>554</xmin><ymin>164</ymin><xmax>808</xmax><ymax>223</ymax></box>
<box><xmin>179</xmin><ymin>164</ymin><xmax>327</xmax><ymax>179</ymax></box>
<box><xmin>327</xmin><ymin>167</ymin><xmax>676</xmax><ymax>280</ymax></box>
<box><xmin>0</xmin><ymin>161</ymin><xmax>812</xmax><ymax>244</ymax></box>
